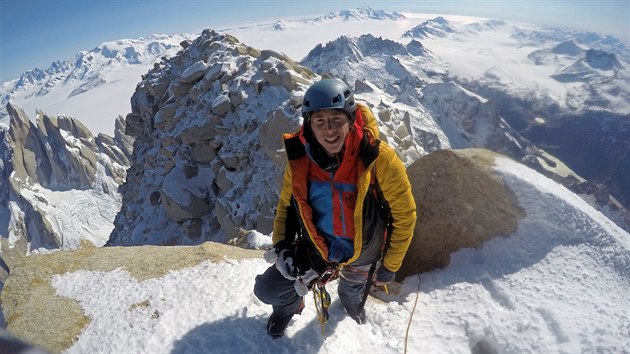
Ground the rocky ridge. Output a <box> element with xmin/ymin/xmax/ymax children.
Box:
<box><xmin>107</xmin><ymin>30</ymin><xmax>314</xmax><ymax>246</ymax></box>
<box><xmin>0</xmin><ymin>103</ymin><xmax>134</xmax><ymax>284</ymax></box>
<box><xmin>108</xmin><ymin>29</ymin><xmax>629</xmax><ymax>250</ymax></box>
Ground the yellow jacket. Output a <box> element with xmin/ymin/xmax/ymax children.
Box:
<box><xmin>273</xmin><ymin>103</ymin><xmax>416</xmax><ymax>273</ymax></box>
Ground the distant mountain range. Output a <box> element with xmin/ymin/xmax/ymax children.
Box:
<box><xmin>317</xmin><ymin>6</ymin><xmax>407</xmax><ymax>21</ymax></box>
<box><xmin>1</xmin><ymin>7</ymin><xmax>629</xmax><ymax>286</ymax></box>
<box><xmin>0</xmin><ymin>34</ymin><xmax>196</xmax><ymax>135</ymax></box>
<box><xmin>402</xmin><ymin>16</ymin><xmax>630</xmax><ymax>115</ymax></box>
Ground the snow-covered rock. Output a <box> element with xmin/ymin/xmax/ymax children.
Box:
<box><xmin>0</xmin><ymin>103</ymin><xmax>133</xmax><ymax>284</ymax></box>
<box><xmin>107</xmin><ymin>30</ymin><xmax>311</xmax><ymax>246</ymax></box>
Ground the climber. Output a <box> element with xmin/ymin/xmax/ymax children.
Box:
<box><xmin>254</xmin><ymin>78</ymin><xmax>416</xmax><ymax>338</ymax></box>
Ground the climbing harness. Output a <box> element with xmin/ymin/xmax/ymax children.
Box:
<box><xmin>319</xmin><ymin>266</ymin><xmax>340</xmax><ymax>285</ymax></box>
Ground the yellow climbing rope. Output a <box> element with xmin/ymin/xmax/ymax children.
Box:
<box><xmin>313</xmin><ymin>283</ymin><xmax>331</xmax><ymax>339</ymax></box>
<box><xmin>404</xmin><ymin>275</ymin><xmax>422</xmax><ymax>354</ymax></box>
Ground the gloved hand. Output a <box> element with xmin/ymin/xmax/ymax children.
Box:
<box><xmin>264</xmin><ymin>241</ymin><xmax>308</xmax><ymax>281</ymax></box>
<box><xmin>275</xmin><ymin>248</ymin><xmax>299</xmax><ymax>280</ymax></box>
<box><xmin>264</xmin><ymin>240</ymin><xmax>294</xmax><ymax>265</ymax></box>
<box><xmin>293</xmin><ymin>269</ymin><xmax>319</xmax><ymax>296</ymax></box>
<box><xmin>373</xmin><ymin>265</ymin><xmax>395</xmax><ymax>286</ymax></box>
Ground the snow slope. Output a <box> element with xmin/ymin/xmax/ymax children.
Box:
<box><xmin>51</xmin><ymin>158</ymin><xmax>630</xmax><ymax>353</ymax></box>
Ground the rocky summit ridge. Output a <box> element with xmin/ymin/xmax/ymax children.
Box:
<box><xmin>107</xmin><ymin>29</ymin><xmax>312</xmax><ymax>246</ymax></box>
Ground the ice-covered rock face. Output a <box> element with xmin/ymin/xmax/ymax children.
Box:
<box><xmin>108</xmin><ymin>29</ymin><xmax>313</xmax><ymax>246</ymax></box>
<box><xmin>420</xmin><ymin>81</ymin><xmax>531</xmax><ymax>158</ymax></box>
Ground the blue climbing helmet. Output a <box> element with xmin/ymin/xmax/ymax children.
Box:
<box><xmin>302</xmin><ymin>79</ymin><xmax>356</xmax><ymax>119</ymax></box>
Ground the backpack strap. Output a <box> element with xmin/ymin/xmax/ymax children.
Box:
<box><xmin>371</xmin><ymin>165</ymin><xmax>393</xmax><ymax>247</ymax></box>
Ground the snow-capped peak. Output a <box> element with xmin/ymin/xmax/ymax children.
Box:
<box><xmin>402</xmin><ymin>16</ymin><xmax>456</xmax><ymax>39</ymax></box>
<box><xmin>0</xmin><ymin>33</ymin><xmax>196</xmax><ymax>136</ymax></box>
<box><xmin>318</xmin><ymin>6</ymin><xmax>407</xmax><ymax>22</ymax></box>
<box><xmin>5</xmin><ymin>60</ymin><xmax>73</xmax><ymax>96</ymax></box>
<box><xmin>551</xmin><ymin>39</ymin><xmax>585</xmax><ymax>56</ymax></box>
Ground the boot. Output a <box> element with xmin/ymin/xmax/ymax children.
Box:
<box><xmin>266</xmin><ymin>299</ymin><xmax>305</xmax><ymax>338</ymax></box>
<box><xmin>267</xmin><ymin>312</ymin><xmax>294</xmax><ymax>338</ymax></box>
<box><xmin>346</xmin><ymin>306</ymin><xmax>366</xmax><ymax>325</ymax></box>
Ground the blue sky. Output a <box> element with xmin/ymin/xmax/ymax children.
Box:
<box><xmin>1</xmin><ymin>0</ymin><xmax>628</xmax><ymax>83</ymax></box>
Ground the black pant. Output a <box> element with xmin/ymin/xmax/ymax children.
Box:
<box><xmin>254</xmin><ymin>263</ymin><xmax>371</xmax><ymax>318</ymax></box>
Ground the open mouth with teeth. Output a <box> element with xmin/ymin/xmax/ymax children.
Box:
<box><xmin>321</xmin><ymin>135</ymin><xmax>343</xmax><ymax>152</ymax></box>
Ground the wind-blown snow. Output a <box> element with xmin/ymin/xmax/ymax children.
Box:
<box><xmin>51</xmin><ymin>159</ymin><xmax>630</xmax><ymax>353</ymax></box>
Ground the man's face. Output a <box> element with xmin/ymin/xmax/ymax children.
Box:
<box><xmin>309</xmin><ymin>109</ymin><xmax>350</xmax><ymax>157</ymax></box>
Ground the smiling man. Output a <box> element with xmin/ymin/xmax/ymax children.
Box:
<box><xmin>254</xmin><ymin>78</ymin><xmax>417</xmax><ymax>338</ymax></box>
<box><xmin>309</xmin><ymin>108</ymin><xmax>350</xmax><ymax>155</ymax></box>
